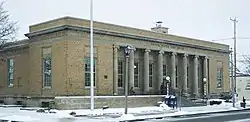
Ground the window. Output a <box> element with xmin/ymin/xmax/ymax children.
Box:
<box><xmin>187</xmin><ymin>66</ymin><xmax>189</xmax><ymax>88</ymax></box>
<box><xmin>163</xmin><ymin>64</ymin><xmax>167</xmax><ymax>76</ymax></box>
<box><xmin>7</xmin><ymin>58</ymin><xmax>14</xmax><ymax>87</ymax></box>
<box><xmin>175</xmin><ymin>66</ymin><xmax>178</xmax><ymax>87</ymax></box>
<box><xmin>149</xmin><ymin>63</ymin><xmax>153</xmax><ymax>87</ymax></box>
<box><xmin>42</xmin><ymin>47</ymin><xmax>52</xmax><ymax>88</ymax></box>
<box><xmin>134</xmin><ymin>62</ymin><xmax>139</xmax><ymax>88</ymax></box>
<box><xmin>85</xmin><ymin>57</ymin><xmax>96</xmax><ymax>87</ymax></box>
<box><xmin>198</xmin><ymin>62</ymin><xmax>201</xmax><ymax>89</ymax></box>
<box><xmin>217</xmin><ymin>61</ymin><xmax>223</xmax><ymax>88</ymax></box>
<box><xmin>118</xmin><ymin>61</ymin><xmax>124</xmax><ymax>88</ymax></box>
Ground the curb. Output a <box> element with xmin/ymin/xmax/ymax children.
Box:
<box><xmin>171</xmin><ymin>108</ymin><xmax>250</xmax><ymax>118</ymax></box>
<box><xmin>122</xmin><ymin>108</ymin><xmax>250</xmax><ymax>122</ymax></box>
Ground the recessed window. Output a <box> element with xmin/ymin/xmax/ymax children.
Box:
<box><xmin>163</xmin><ymin>64</ymin><xmax>167</xmax><ymax>76</ymax></box>
<box><xmin>7</xmin><ymin>58</ymin><xmax>14</xmax><ymax>87</ymax></box>
<box><xmin>84</xmin><ymin>57</ymin><xmax>96</xmax><ymax>87</ymax></box>
<box><xmin>134</xmin><ymin>62</ymin><xmax>139</xmax><ymax>88</ymax></box>
<box><xmin>42</xmin><ymin>47</ymin><xmax>52</xmax><ymax>88</ymax></box>
<box><xmin>118</xmin><ymin>61</ymin><xmax>124</xmax><ymax>88</ymax></box>
<box><xmin>217</xmin><ymin>61</ymin><xmax>223</xmax><ymax>88</ymax></box>
<box><xmin>149</xmin><ymin>63</ymin><xmax>153</xmax><ymax>87</ymax></box>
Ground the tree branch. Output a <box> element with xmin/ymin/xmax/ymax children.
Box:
<box><xmin>0</xmin><ymin>1</ymin><xmax>18</xmax><ymax>50</ymax></box>
<box><xmin>239</xmin><ymin>55</ymin><xmax>250</xmax><ymax>74</ymax></box>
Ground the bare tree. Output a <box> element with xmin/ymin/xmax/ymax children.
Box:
<box><xmin>0</xmin><ymin>2</ymin><xmax>18</xmax><ymax>50</ymax></box>
<box><xmin>239</xmin><ymin>55</ymin><xmax>250</xmax><ymax>74</ymax></box>
<box><xmin>0</xmin><ymin>2</ymin><xmax>17</xmax><ymax>62</ymax></box>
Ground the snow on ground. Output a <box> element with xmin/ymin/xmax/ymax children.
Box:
<box><xmin>226</xmin><ymin>118</ymin><xmax>250</xmax><ymax>122</ymax></box>
<box><xmin>0</xmin><ymin>99</ymin><xmax>249</xmax><ymax>122</ymax></box>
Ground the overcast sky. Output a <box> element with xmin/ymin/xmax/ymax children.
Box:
<box><xmin>3</xmin><ymin>0</ymin><xmax>250</xmax><ymax>71</ymax></box>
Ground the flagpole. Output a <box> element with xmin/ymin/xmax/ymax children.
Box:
<box><xmin>90</xmin><ymin>0</ymin><xmax>94</xmax><ymax>112</ymax></box>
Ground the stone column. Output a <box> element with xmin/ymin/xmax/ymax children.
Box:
<box><xmin>113</xmin><ymin>45</ymin><xmax>119</xmax><ymax>95</ymax></box>
<box><xmin>183</xmin><ymin>53</ymin><xmax>188</xmax><ymax>96</ymax></box>
<box><xmin>193</xmin><ymin>55</ymin><xmax>199</xmax><ymax>96</ymax></box>
<box><xmin>171</xmin><ymin>52</ymin><xmax>177</xmax><ymax>89</ymax></box>
<box><xmin>157</xmin><ymin>50</ymin><xmax>164</xmax><ymax>92</ymax></box>
<box><xmin>144</xmin><ymin>49</ymin><xmax>150</xmax><ymax>93</ymax></box>
<box><xmin>203</xmin><ymin>56</ymin><xmax>208</xmax><ymax>96</ymax></box>
<box><xmin>129</xmin><ymin>48</ymin><xmax>135</xmax><ymax>89</ymax></box>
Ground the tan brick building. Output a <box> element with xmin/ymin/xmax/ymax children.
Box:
<box><xmin>0</xmin><ymin>16</ymin><xmax>230</xmax><ymax>100</ymax></box>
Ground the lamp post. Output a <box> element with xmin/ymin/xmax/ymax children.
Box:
<box><xmin>89</xmin><ymin>0</ymin><xmax>95</xmax><ymax>112</ymax></box>
<box><xmin>124</xmin><ymin>45</ymin><xmax>132</xmax><ymax>114</ymax></box>
<box><xmin>203</xmin><ymin>78</ymin><xmax>207</xmax><ymax>99</ymax></box>
<box><xmin>165</xmin><ymin>76</ymin><xmax>170</xmax><ymax>96</ymax></box>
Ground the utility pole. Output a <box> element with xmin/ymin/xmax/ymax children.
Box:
<box><xmin>230</xmin><ymin>48</ymin><xmax>234</xmax><ymax>91</ymax></box>
<box><xmin>230</xmin><ymin>17</ymin><xmax>238</xmax><ymax>108</ymax></box>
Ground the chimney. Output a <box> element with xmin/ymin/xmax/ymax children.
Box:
<box><xmin>151</xmin><ymin>21</ymin><xmax>169</xmax><ymax>34</ymax></box>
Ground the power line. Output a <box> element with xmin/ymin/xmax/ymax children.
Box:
<box><xmin>238</xmin><ymin>37</ymin><xmax>250</xmax><ymax>40</ymax></box>
<box><xmin>212</xmin><ymin>37</ymin><xmax>250</xmax><ymax>42</ymax></box>
<box><xmin>212</xmin><ymin>38</ymin><xmax>233</xmax><ymax>41</ymax></box>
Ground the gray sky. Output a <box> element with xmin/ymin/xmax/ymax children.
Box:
<box><xmin>3</xmin><ymin>0</ymin><xmax>250</xmax><ymax>71</ymax></box>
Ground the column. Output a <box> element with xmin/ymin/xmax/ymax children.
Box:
<box><xmin>113</xmin><ymin>45</ymin><xmax>119</xmax><ymax>95</ymax></box>
<box><xmin>144</xmin><ymin>49</ymin><xmax>150</xmax><ymax>93</ymax></box>
<box><xmin>171</xmin><ymin>52</ymin><xmax>177</xmax><ymax>89</ymax></box>
<box><xmin>183</xmin><ymin>53</ymin><xmax>188</xmax><ymax>96</ymax></box>
<box><xmin>157</xmin><ymin>50</ymin><xmax>164</xmax><ymax>92</ymax></box>
<box><xmin>129</xmin><ymin>48</ymin><xmax>135</xmax><ymax>89</ymax></box>
<box><xmin>193</xmin><ymin>55</ymin><xmax>199</xmax><ymax>96</ymax></box>
<box><xmin>203</xmin><ymin>56</ymin><xmax>208</xmax><ymax>96</ymax></box>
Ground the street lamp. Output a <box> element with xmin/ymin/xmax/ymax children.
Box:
<box><xmin>164</xmin><ymin>76</ymin><xmax>170</xmax><ymax>96</ymax></box>
<box><xmin>89</xmin><ymin>0</ymin><xmax>95</xmax><ymax>112</ymax></box>
<box><xmin>203</xmin><ymin>78</ymin><xmax>207</xmax><ymax>99</ymax></box>
<box><xmin>124</xmin><ymin>45</ymin><xmax>132</xmax><ymax>114</ymax></box>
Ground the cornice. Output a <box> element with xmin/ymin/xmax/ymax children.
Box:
<box><xmin>25</xmin><ymin>25</ymin><xmax>230</xmax><ymax>54</ymax></box>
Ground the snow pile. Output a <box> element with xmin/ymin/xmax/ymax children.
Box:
<box><xmin>174</xmin><ymin>110</ymin><xmax>187</xmax><ymax>115</ymax></box>
<box><xmin>0</xmin><ymin>115</ymin><xmax>40</xmax><ymax>121</ymax></box>
<box><xmin>89</xmin><ymin>109</ymin><xmax>104</xmax><ymax>116</ymax></box>
<box><xmin>117</xmin><ymin>114</ymin><xmax>135</xmax><ymax>121</ymax></box>
<box><xmin>159</xmin><ymin>103</ymin><xmax>171</xmax><ymax>111</ymax></box>
<box><xmin>55</xmin><ymin>111</ymin><xmax>74</xmax><ymax>118</ymax></box>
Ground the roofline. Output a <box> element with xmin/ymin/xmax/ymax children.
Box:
<box><xmin>0</xmin><ymin>39</ymin><xmax>29</xmax><ymax>52</ymax></box>
<box><xmin>29</xmin><ymin>16</ymin><xmax>71</xmax><ymax>28</ymax></box>
<box><xmin>30</xmin><ymin>16</ymin><xmax>229</xmax><ymax>48</ymax></box>
<box><xmin>25</xmin><ymin>25</ymin><xmax>230</xmax><ymax>54</ymax></box>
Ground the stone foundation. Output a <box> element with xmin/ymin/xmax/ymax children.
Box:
<box><xmin>0</xmin><ymin>95</ymin><xmax>165</xmax><ymax>110</ymax></box>
<box><xmin>0</xmin><ymin>96</ymin><xmax>54</xmax><ymax>107</ymax></box>
<box><xmin>54</xmin><ymin>95</ymin><xmax>165</xmax><ymax>110</ymax></box>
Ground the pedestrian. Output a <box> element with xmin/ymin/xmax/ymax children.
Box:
<box><xmin>168</xmin><ymin>95</ymin><xmax>171</xmax><ymax>107</ymax></box>
<box><xmin>129</xmin><ymin>87</ymin><xmax>135</xmax><ymax>95</ymax></box>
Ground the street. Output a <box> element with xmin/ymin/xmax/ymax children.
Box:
<box><xmin>149</xmin><ymin>109</ymin><xmax>250</xmax><ymax>122</ymax></box>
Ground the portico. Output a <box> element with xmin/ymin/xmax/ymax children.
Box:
<box><xmin>113</xmin><ymin>45</ymin><xmax>210</xmax><ymax>97</ymax></box>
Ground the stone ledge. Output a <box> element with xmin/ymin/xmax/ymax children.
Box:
<box><xmin>55</xmin><ymin>95</ymin><xmax>165</xmax><ymax>99</ymax></box>
<box><xmin>55</xmin><ymin>95</ymin><xmax>164</xmax><ymax>110</ymax></box>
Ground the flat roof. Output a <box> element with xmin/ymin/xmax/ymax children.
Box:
<box><xmin>27</xmin><ymin>16</ymin><xmax>229</xmax><ymax>50</ymax></box>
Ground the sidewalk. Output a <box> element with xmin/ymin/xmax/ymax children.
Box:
<box><xmin>69</xmin><ymin>100</ymin><xmax>249</xmax><ymax>121</ymax></box>
<box><xmin>0</xmin><ymin>100</ymin><xmax>249</xmax><ymax>122</ymax></box>
<box><xmin>55</xmin><ymin>101</ymin><xmax>247</xmax><ymax>121</ymax></box>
